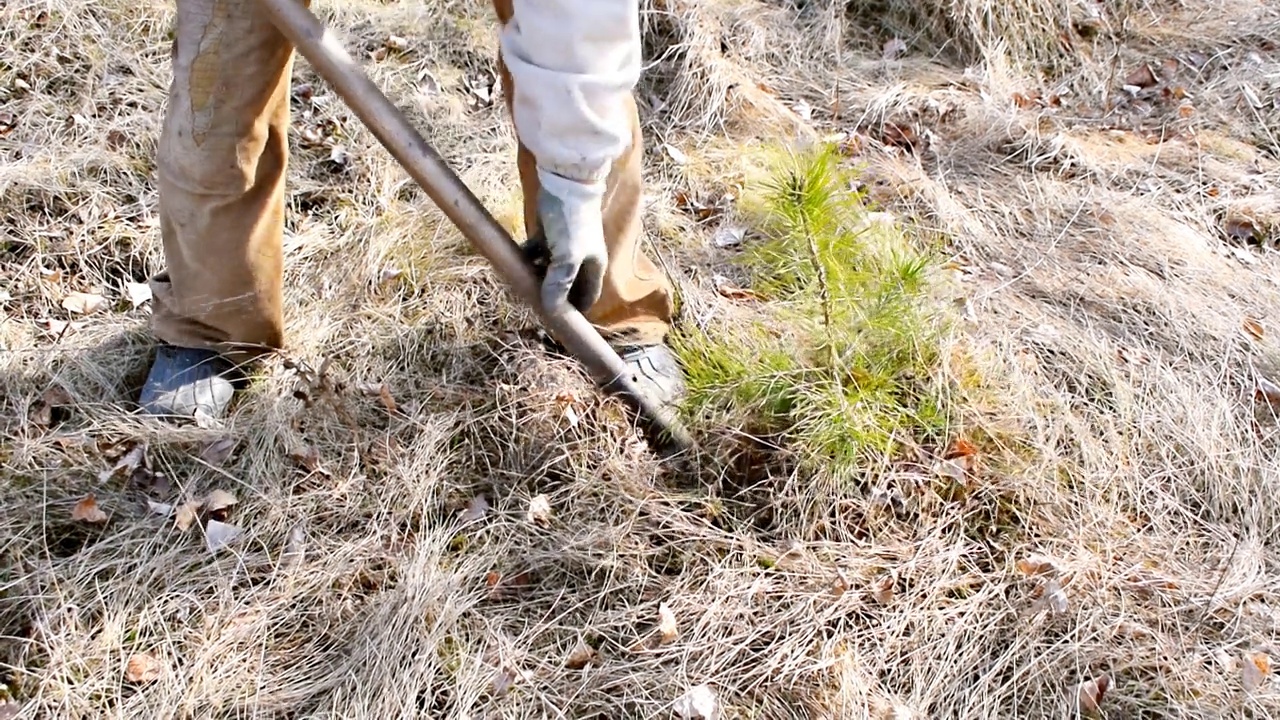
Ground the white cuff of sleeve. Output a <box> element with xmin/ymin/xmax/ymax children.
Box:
<box><xmin>537</xmin><ymin>166</ymin><xmax>607</xmax><ymax>211</ymax></box>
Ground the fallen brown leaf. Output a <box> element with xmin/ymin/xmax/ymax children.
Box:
<box><xmin>565</xmin><ymin>637</ymin><xmax>598</xmax><ymax>669</ymax></box>
<box><xmin>419</xmin><ymin>70</ymin><xmax>441</xmax><ymax>95</ymax></box>
<box><xmin>714</xmin><ymin>276</ymin><xmax>760</xmax><ymax>301</ymax></box>
<box><xmin>486</xmin><ymin>569</ymin><xmax>533</xmax><ymax>600</ymax></box>
<box><xmin>491</xmin><ymin>664</ymin><xmax>532</xmax><ymax>698</ymax></box>
<box><xmin>1124</xmin><ymin>63</ymin><xmax>1158</xmax><ymax>89</ymax></box>
<box><xmin>869</xmin><ymin>575</ymin><xmax>894</xmax><ymax>605</ymax></box>
<box><xmin>1016</xmin><ymin>553</ymin><xmax>1061</xmax><ymax>577</ymax></box>
<box><xmin>72</xmin><ymin>494</ymin><xmax>108</xmax><ymax>524</ymax></box>
<box><xmin>282</xmin><ymin>521</ymin><xmax>308</xmax><ymax>569</ymax></box>
<box><xmin>61</xmin><ymin>291</ymin><xmax>107</xmax><ymax>315</ymax></box>
<box><xmin>712</xmin><ymin>223</ymin><xmax>746</xmax><ymax>248</ymax></box>
<box><xmin>125</xmin><ymin>282</ymin><xmax>152</xmax><ymax>309</ymax></box>
<box><xmin>30</xmin><ymin>385</ymin><xmax>72</xmax><ymax>428</ymax></box>
<box><xmin>1226</xmin><ymin>217</ymin><xmax>1260</xmax><ymax>243</ymax></box>
<box><xmin>203</xmin><ymin>489</ymin><xmax>237</xmax><ymax>513</ymax></box>
<box><xmin>1256</xmin><ymin>377</ymin><xmax>1280</xmax><ymax>406</ymax></box>
<box><xmin>459</xmin><ymin>494</ymin><xmax>489</xmax><ymax>524</ymax></box>
<box><xmin>657</xmin><ymin>601</ymin><xmax>678</xmax><ymax>644</ymax></box>
<box><xmin>1074</xmin><ymin>674</ymin><xmax>1110</xmax><ymax>716</ymax></box>
<box><xmin>932</xmin><ymin>457</ymin><xmax>968</xmax><ymax>482</ymax></box>
<box><xmin>200</xmin><ymin>437</ymin><xmax>237</xmax><ymax>466</ymax></box>
<box><xmin>376</xmin><ymin>383</ymin><xmax>397</xmax><ymax>413</ymax></box>
<box><xmin>673</xmin><ymin>683</ymin><xmax>721</xmax><ymax>720</ymax></box>
<box><xmin>289</xmin><ymin>446</ymin><xmax>328</xmax><ymax>476</ymax></box>
<box><xmin>1012</xmin><ymin>91</ymin><xmax>1040</xmax><ymax>109</ymax></box>
<box><xmin>945</xmin><ymin>438</ymin><xmax>978</xmax><ymax>459</ymax></box>
<box><xmin>174</xmin><ymin>501</ymin><xmax>201</xmax><ymax>531</ymax></box>
<box><xmin>881</xmin><ymin>121</ymin><xmax>921</xmax><ymax>151</ymax></box>
<box><xmin>527</xmin><ymin>494</ymin><xmax>552</xmax><ymax>525</ymax></box>
<box><xmin>1033</xmin><ymin>578</ymin><xmax>1069</xmax><ymax>615</ymax></box>
<box><xmin>827</xmin><ymin>573</ymin><xmax>850</xmax><ymax>599</ymax></box>
<box><xmin>124</xmin><ymin>652</ymin><xmax>163</xmax><ymax>683</ymax></box>
<box><xmin>43</xmin><ymin>318</ymin><xmax>86</xmax><ymax>336</ymax></box>
<box><xmin>1243</xmin><ymin>318</ymin><xmax>1264</xmax><ymax>342</ymax></box>
<box><xmin>205</xmin><ymin>520</ymin><xmax>243</xmax><ymax>552</ymax></box>
<box><xmin>98</xmin><ymin>443</ymin><xmax>146</xmax><ymax>483</ymax></box>
<box><xmin>300</xmin><ymin>125</ymin><xmax>325</xmax><ymax>146</ymax></box>
<box><xmin>882</xmin><ymin>37</ymin><xmax>907</xmax><ymax>60</ymax></box>
<box><xmin>1244</xmin><ymin>650</ymin><xmax>1270</xmax><ymax>692</ymax></box>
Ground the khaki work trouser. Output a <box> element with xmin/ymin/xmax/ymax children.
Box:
<box><xmin>151</xmin><ymin>0</ymin><xmax>675</xmax><ymax>365</ymax></box>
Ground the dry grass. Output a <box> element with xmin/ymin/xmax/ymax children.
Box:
<box><xmin>3</xmin><ymin>0</ymin><xmax>1280</xmax><ymax>717</ymax></box>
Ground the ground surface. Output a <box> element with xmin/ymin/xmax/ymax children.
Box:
<box><xmin>3</xmin><ymin>0</ymin><xmax>1280</xmax><ymax>717</ymax></box>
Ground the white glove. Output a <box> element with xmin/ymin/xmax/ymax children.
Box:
<box><xmin>533</xmin><ymin>168</ymin><xmax>608</xmax><ymax>313</ymax></box>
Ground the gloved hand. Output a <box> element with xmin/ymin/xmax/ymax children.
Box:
<box><xmin>528</xmin><ymin>170</ymin><xmax>608</xmax><ymax>314</ymax></box>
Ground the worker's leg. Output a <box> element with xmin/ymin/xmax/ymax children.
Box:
<box><xmin>141</xmin><ymin>0</ymin><xmax>296</xmax><ymax>418</ymax></box>
<box><xmin>492</xmin><ymin>0</ymin><xmax>684</xmax><ymax>405</ymax></box>
<box><xmin>491</xmin><ymin>0</ymin><xmax>673</xmax><ymax>347</ymax></box>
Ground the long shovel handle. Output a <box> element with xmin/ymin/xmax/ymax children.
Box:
<box><xmin>256</xmin><ymin>0</ymin><xmax>694</xmax><ymax>456</ymax></box>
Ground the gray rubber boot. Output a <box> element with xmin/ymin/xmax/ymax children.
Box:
<box><xmin>139</xmin><ymin>345</ymin><xmax>237</xmax><ymax>420</ymax></box>
<box><xmin>618</xmin><ymin>343</ymin><xmax>686</xmax><ymax>410</ymax></box>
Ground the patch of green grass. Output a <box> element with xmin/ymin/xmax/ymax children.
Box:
<box><xmin>673</xmin><ymin>143</ymin><xmax>952</xmax><ymax>480</ymax></box>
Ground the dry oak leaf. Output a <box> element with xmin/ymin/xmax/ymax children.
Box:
<box><xmin>945</xmin><ymin>437</ymin><xmax>979</xmax><ymax>459</ymax></box>
<box><xmin>1033</xmin><ymin>578</ymin><xmax>1069</xmax><ymax>615</ymax></box>
<box><xmin>30</xmin><ymin>385</ymin><xmax>72</xmax><ymax>428</ymax></box>
<box><xmin>1226</xmin><ymin>217</ymin><xmax>1260</xmax><ymax>243</ymax></box>
<box><xmin>657</xmin><ymin>601</ymin><xmax>679</xmax><ymax>644</ymax></box>
<box><xmin>200</xmin><ymin>437</ymin><xmax>237</xmax><ymax>466</ymax></box>
<box><xmin>869</xmin><ymin>575</ymin><xmax>895</xmax><ymax>605</ymax></box>
<box><xmin>72</xmin><ymin>494</ymin><xmax>108</xmax><ymax>524</ymax></box>
<box><xmin>673</xmin><ymin>683</ymin><xmax>721</xmax><ymax>720</ymax></box>
<box><xmin>124</xmin><ymin>652</ymin><xmax>163</xmax><ymax>683</ymax></box>
<box><xmin>1256</xmin><ymin>377</ymin><xmax>1280</xmax><ymax>406</ymax></box>
<box><xmin>1124</xmin><ymin>63</ymin><xmax>1158</xmax><ymax>89</ymax></box>
<box><xmin>932</xmin><ymin>457</ymin><xmax>968</xmax><ymax>482</ymax></box>
<box><xmin>174</xmin><ymin>501</ymin><xmax>201</xmax><ymax>531</ymax></box>
<box><xmin>98</xmin><ymin>443</ymin><xmax>147</xmax><ymax>483</ymax></box>
<box><xmin>289</xmin><ymin>446</ymin><xmax>329</xmax><ymax>477</ymax></box>
<box><xmin>1243</xmin><ymin>318</ymin><xmax>1265</xmax><ymax>342</ymax></box>
<box><xmin>712</xmin><ymin>224</ymin><xmax>746</xmax><ymax>249</ymax></box>
<box><xmin>1244</xmin><ymin>650</ymin><xmax>1270</xmax><ymax>692</ymax></box>
<box><xmin>882</xmin><ymin>37</ymin><xmax>907</xmax><ymax>61</ymax></box>
<box><xmin>61</xmin><ymin>291</ymin><xmax>107</xmax><ymax>315</ymax></box>
<box><xmin>565</xmin><ymin>637</ymin><xmax>599</xmax><ymax>669</ymax></box>
<box><xmin>714</xmin><ymin>276</ymin><xmax>760</xmax><ymax>302</ymax></box>
<box><xmin>205</xmin><ymin>520</ymin><xmax>244</xmax><ymax>552</ymax></box>
<box><xmin>376</xmin><ymin>384</ymin><xmax>397</xmax><ymax>413</ymax></box>
<box><xmin>1074</xmin><ymin>674</ymin><xmax>1110</xmax><ymax>716</ymax></box>
<box><xmin>203</xmin><ymin>489</ymin><xmax>237</xmax><ymax>513</ymax></box>
<box><xmin>125</xmin><ymin>282</ymin><xmax>152</xmax><ymax>309</ymax></box>
<box><xmin>459</xmin><ymin>494</ymin><xmax>489</xmax><ymax>524</ymax></box>
<box><xmin>527</xmin><ymin>494</ymin><xmax>552</xmax><ymax>525</ymax></box>
<box><xmin>1016</xmin><ymin>553</ymin><xmax>1061</xmax><ymax>577</ymax></box>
